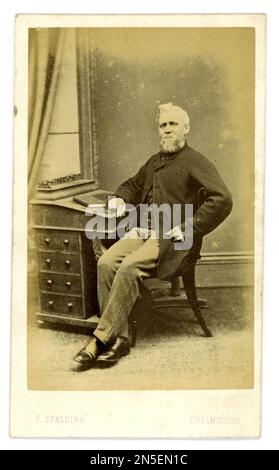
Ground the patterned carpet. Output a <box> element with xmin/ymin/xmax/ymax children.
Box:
<box><xmin>28</xmin><ymin>287</ymin><xmax>254</xmax><ymax>391</ymax></box>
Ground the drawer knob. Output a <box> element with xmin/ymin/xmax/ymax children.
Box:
<box><xmin>65</xmin><ymin>259</ymin><xmax>71</xmax><ymax>266</ymax></box>
<box><xmin>48</xmin><ymin>301</ymin><xmax>54</xmax><ymax>308</ymax></box>
<box><xmin>63</xmin><ymin>239</ymin><xmax>69</xmax><ymax>246</ymax></box>
<box><xmin>67</xmin><ymin>302</ymin><xmax>73</xmax><ymax>309</ymax></box>
<box><xmin>45</xmin><ymin>258</ymin><xmax>51</xmax><ymax>265</ymax></box>
<box><xmin>45</xmin><ymin>238</ymin><xmax>50</xmax><ymax>244</ymax></box>
<box><xmin>65</xmin><ymin>281</ymin><xmax>72</xmax><ymax>288</ymax></box>
<box><xmin>47</xmin><ymin>279</ymin><xmax>53</xmax><ymax>285</ymax></box>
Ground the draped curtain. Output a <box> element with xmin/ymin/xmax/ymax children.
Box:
<box><xmin>28</xmin><ymin>28</ymin><xmax>65</xmax><ymax>197</ymax></box>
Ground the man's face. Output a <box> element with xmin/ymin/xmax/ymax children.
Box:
<box><xmin>159</xmin><ymin>111</ymin><xmax>189</xmax><ymax>153</ymax></box>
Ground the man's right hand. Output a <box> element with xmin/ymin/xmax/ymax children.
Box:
<box><xmin>108</xmin><ymin>197</ymin><xmax>126</xmax><ymax>217</ymax></box>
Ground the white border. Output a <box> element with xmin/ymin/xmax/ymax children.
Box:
<box><xmin>1</xmin><ymin>0</ymin><xmax>278</xmax><ymax>451</ymax></box>
<box><xmin>10</xmin><ymin>13</ymin><xmax>264</xmax><ymax>440</ymax></box>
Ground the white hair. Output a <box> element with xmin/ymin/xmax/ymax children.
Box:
<box><xmin>157</xmin><ymin>102</ymin><xmax>190</xmax><ymax>128</ymax></box>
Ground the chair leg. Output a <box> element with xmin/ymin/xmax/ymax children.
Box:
<box><xmin>170</xmin><ymin>277</ymin><xmax>181</xmax><ymax>296</ymax></box>
<box><xmin>129</xmin><ymin>320</ymin><xmax>137</xmax><ymax>347</ymax></box>
<box><xmin>182</xmin><ymin>266</ymin><xmax>212</xmax><ymax>337</ymax></box>
<box><xmin>128</xmin><ymin>303</ymin><xmax>140</xmax><ymax>348</ymax></box>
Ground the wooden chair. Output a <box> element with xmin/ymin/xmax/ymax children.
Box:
<box><xmin>128</xmin><ymin>234</ymin><xmax>212</xmax><ymax>348</ymax></box>
<box><xmin>93</xmin><ymin>187</ymin><xmax>212</xmax><ymax>348</ymax></box>
<box><xmin>128</xmin><ymin>187</ymin><xmax>212</xmax><ymax>346</ymax></box>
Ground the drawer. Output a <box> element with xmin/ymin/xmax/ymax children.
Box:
<box><xmin>39</xmin><ymin>272</ymin><xmax>82</xmax><ymax>295</ymax></box>
<box><xmin>37</xmin><ymin>229</ymin><xmax>80</xmax><ymax>252</ymax></box>
<box><xmin>38</xmin><ymin>252</ymin><xmax>81</xmax><ymax>274</ymax></box>
<box><xmin>40</xmin><ymin>293</ymin><xmax>84</xmax><ymax>317</ymax></box>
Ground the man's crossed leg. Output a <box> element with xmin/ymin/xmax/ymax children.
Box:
<box><xmin>74</xmin><ymin>229</ymin><xmax>159</xmax><ymax>367</ymax></box>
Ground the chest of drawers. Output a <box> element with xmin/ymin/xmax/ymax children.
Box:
<box><xmin>32</xmin><ymin>198</ymin><xmax>100</xmax><ymax>327</ymax></box>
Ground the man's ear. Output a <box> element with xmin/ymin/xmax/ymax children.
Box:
<box><xmin>184</xmin><ymin>124</ymin><xmax>190</xmax><ymax>135</ymax></box>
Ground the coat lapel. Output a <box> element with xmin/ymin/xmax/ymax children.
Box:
<box><xmin>152</xmin><ymin>153</ymin><xmax>166</xmax><ymax>172</ymax></box>
<box><xmin>140</xmin><ymin>153</ymin><xmax>166</xmax><ymax>203</ymax></box>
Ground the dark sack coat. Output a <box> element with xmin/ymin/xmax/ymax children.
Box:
<box><xmin>115</xmin><ymin>143</ymin><xmax>233</xmax><ymax>280</ymax></box>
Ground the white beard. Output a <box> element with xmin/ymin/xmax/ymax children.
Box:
<box><xmin>160</xmin><ymin>137</ymin><xmax>186</xmax><ymax>154</ymax></box>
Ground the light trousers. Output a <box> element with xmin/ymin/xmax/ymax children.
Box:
<box><xmin>93</xmin><ymin>228</ymin><xmax>160</xmax><ymax>345</ymax></box>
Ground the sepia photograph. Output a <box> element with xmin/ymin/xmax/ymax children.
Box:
<box><xmin>11</xmin><ymin>14</ymin><xmax>265</xmax><ymax>437</ymax></box>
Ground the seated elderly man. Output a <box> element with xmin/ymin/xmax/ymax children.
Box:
<box><xmin>74</xmin><ymin>102</ymin><xmax>233</xmax><ymax>368</ymax></box>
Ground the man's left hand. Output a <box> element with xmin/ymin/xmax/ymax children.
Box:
<box><xmin>165</xmin><ymin>226</ymin><xmax>184</xmax><ymax>242</ymax></box>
